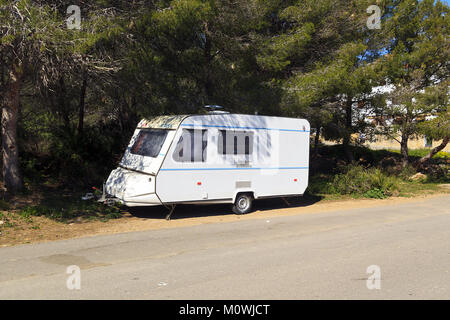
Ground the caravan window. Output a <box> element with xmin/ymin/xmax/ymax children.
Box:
<box><xmin>173</xmin><ymin>129</ymin><xmax>208</xmax><ymax>162</ymax></box>
<box><xmin>130</xmin><ymin>129</ymin><xmax>168</xmax><ymax>158</ymax></box>
<box><xmin>218</xmin><ymin>130</ymin><xmax>253</xmax><ymax>155</ymax></box>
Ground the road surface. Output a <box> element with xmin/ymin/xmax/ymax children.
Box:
<box><xmin>0</xmin><ymin>195</ymin><xmax>449</xmax><ymax>299</ymax></box>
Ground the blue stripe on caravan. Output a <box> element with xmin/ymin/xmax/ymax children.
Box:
<box><xmin>180</xmin><ymin>123</ymin><xmax>309</xmax><ymax>132</ymax></box>
<box><xmin>159</xmin><ymin>167</ymin><xmax>309</xmax><ymax>171</ymax></box>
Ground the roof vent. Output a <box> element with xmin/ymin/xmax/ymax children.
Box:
<box><xmin>204</xmin><ymin>105</ymin><xmax>229</xmax><ymax>114</ymax></box>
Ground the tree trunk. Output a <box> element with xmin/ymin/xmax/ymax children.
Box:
<box><xmin>417</xmin><ymin>136</ymin><xmax>449</xmax><ymax>166</ymax></box>
<box><xmin>342</xmin><ymin>97</ymin><xmax>354</xmax><ymax>162</ymax></box>
<box><xmin>400</xmin><ymin>133</ymin><xmax>409</xmax><ymax>168</ymax></box>
<box><xmin>2</xmin><ymin>64</ymin><xmax>23</xmax><ymax>192</ymax></box>
<box><xmin>77</xmin><ymin>72</ymin><xmax>88</xmax><ymax>137</ymax></box>
<box><xmin>313</xmin><ymin>126</ymin><xmax>320</xmax><ymax>158</ymax></box>
<box><xmin>58</xmin><ymin>76</ymin><xmax>70</xmax><ymax>129</ymax></box>
<box><xmin>0</xmin><ymin>52</ymin><xmax>5</xmax><ymax>91</ymax></box>
<box><xmin>203</xmin><ymin>24</ymin><xmax>213</xmax><ymax>102</ymax></box>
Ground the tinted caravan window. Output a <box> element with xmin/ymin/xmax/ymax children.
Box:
<box><xmin>130</xmin><ymin>129</ymin><xmax>168</xmax><ymax>158</ymax></box>
<box><xmin>218</xmin><ymin>130</ymin><xmax>253</xmax><ymax>155</ymax></box>
<box><xmin>173</xmin><ymin>129</ymin><xmax>208</xmax><ymax>162</ymax></box>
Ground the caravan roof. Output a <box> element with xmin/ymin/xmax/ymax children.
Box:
<box><xmin>137</xmin><ymin>115</ymin><xmax>189</xmax><ymax>130</ymax></box>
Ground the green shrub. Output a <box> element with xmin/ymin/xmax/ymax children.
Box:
<box><xmin>19</xmin><ymin>118</ymin><xmax>131</xmax><ymax>189</ymax></box>
<box><xmin>307</xmin><ymin>174</ymin><xmax>333</xmax><ymax>195</ymax></box>
<box><xmin>433</xmin><ymin>151</ymin><xmax>450</xmax><ymax>160</ymax></box>
<box><xmin>398</xmin><ymin>164</ymin><xmax>417</xmax><ymax>180</ymax></box>
<box><xmin>0</xmin><ymin>199</ymin><xmax>10</xmax><ymax>211</ymax></box>
<box><xmin>329</xmin><ymin>165</ymin><xmax>400</xmax><ymax>197</ymax></box>
<box><xmin>364</xmin><ymin>188</ymin><xmax>387</xmax><ymax>199</ymax></box>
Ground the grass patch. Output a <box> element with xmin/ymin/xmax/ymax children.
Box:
<box><xmin>397</xmin><ymin>181</ymin><xmax>444</xmax><ymax>197</ymax></box>
<box><xmin>18</xmin><ymin>195</ymin><xmax>124</xmax><ymax>223</ymax></box>
<box><xmin>386</xmin><ymin>148</ymin><xmax>449</xmax><ymax>160</ymax></box>
<box><xmin>0</xmin><ymin>211</ymin><xmax>19</xmax><ymax>229</ymax></box>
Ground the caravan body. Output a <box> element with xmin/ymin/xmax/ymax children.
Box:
<box><xmin>105</xmin><ymin>114</ymin><xmax>310</xmax><ymax>211</ymax></box>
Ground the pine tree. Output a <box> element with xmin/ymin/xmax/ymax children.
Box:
<box><xmin>256</xmin><ymin>0</ymin><xmax>382</xmax><ymax>161</ymax></box>
<box><xmin>0</xmin><ymin>1</ymin><xmax>66</xmax><ymax>191</ymax></box>
<box><xmin>0</xmin><ymin>0</ymin><xmax>125</xmax><ymax>192</ymax></box>
<box><xmin>416</xmin><ymin>81</ymin><xmax>449</xmax><ymax>166</ymax></box>
<box><xmin>378</xmin><ymin>0</ymin><xmax>449</xmax><ymax>167</ymax></box>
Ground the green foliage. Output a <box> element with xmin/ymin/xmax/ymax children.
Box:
<box><xmin>386</xmin><ymin>148</ymin><xmax>450</xmax><ymax>160</ymax></box>
<box><xmin>397</xmin><ymin>164</ymin><xmax>418</xmax><ymax>180</ymax></box>
<box><xmin>255</xmin><ymin>0</ymin><xmax>385</xmax><ymax>153</ymax></box>
<box><xmin>257</xmin><ymin>22</ymin><xmax>315</xmax><ymax>72</ymax></box>
<box><xmin>19</xmin><ymin>199</ymin><xmax>123</xmax><ymax>222</ymax></box>
<box><xmin>416</xmin><ymin>104</ymin><xmax>449</xmax><ymax>141</ymax></box>
<box><xmin>432</xmin><ymin>152</ymin><xmax>450</xmax><ymax>160</ymax></box>
<box><xmin>329</xmin><ymin>165</ymin><xmax>400</xmax><ymax>197</ymax></box>
<box><xmin>46</xmin><ymin>124</ymin><xmax>128</xmax><ymax>186</ymax></box>
<box><xmin>0</xmin><ymin>200</ymin><xmax>10</xmax><ymax>211</ymax></box>
<box><xmin>364</xmin><ymin>188</ymin><xmax>387</xmax><ymax>199</ymax></box>
<box><xmin>0</xmin><ymin>212</ymin><xmax>17</xmax><ymax>228</ymax></box>
<box><xmin>308</xmin><ymin>144</ymin><xmax>449</xmax><ymax>199</ymax></box>
<box><xmin>18</xmin><ymin>108</ymin><xmax>131</xmax><ymax>187</ymax></box>
<box><xmin>127</xmin><ymin>0</ymin><xmax>271</xmax><ymax>116</ymax></box>
<box><xmin>307</xmin><ymin>174</ymin><xmax>333</xmax><ymax>195</ymax></box>
<box><xmin>375</xmin><ymin>0</ymin><xmax>449</xmax><ymax>165</ymax></box>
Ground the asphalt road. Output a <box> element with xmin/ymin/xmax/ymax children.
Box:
<box><xmin>0</xmin><ymin>195</ymin><xmax>449</xmax><ymax>299</ymax></box>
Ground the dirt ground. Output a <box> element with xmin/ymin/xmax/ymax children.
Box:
<box><xmin>1</xmin><ymin>192</ymin><xmax>449</xmax><ymax>247</ymax></box>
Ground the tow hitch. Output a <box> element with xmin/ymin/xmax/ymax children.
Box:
<box><xmin>82</xmin><ymin>182</ymin><xmax>121</xmax><ymax>206</ymax></box>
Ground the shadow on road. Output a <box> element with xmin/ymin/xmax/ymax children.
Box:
<box><xmin>126</xmin><ymin>194</ymin><xmax>323</xmax><ymax>220</ymax></box>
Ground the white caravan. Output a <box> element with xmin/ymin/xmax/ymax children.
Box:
<box><xmin>105</xmin><ymin>113</ymin><xmax>310</xmax><ymax>218</ymax></box>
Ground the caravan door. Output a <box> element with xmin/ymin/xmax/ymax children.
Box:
<box><xmin>157</xmin><ymin>127</ymin><xmax>209</xmax><ymax>203</ymax></box>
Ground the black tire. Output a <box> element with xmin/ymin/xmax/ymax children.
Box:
<box><xmin>232</xmin><ymin>193</ymin><xmax>253</xmax><ymax>214</ymax></box>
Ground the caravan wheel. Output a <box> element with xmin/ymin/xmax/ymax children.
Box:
<box><xmin>232</xmin><ymin>193</ymin><xmax>253</xmax><ymax>215</ymax></box>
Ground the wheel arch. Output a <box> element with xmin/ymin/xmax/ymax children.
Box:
<box><xmin>232</xmin><ymin>190</ymin><xmax>255</xmax><ymax>203</ymax></box>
